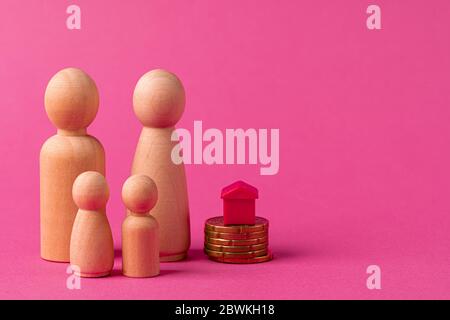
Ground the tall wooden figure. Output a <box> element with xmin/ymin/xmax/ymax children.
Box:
<box><xmin>70</xmin><ymin>171</ymin><xmax>114</xmax><ymax>277</ymax></box>
<box><xmin>131</xmin><ymin>69</ymin><xmax>190</xmax><ymax>262</ymax></box>
<box><xmin>122</xmin><ymin>175</ymin><xmax>160</xmax><ymax>277</ymax></box>
<box><xmin>40</xmin><ymin>68</ymin><xmax>105</xmax><ymax>262</ymax></box>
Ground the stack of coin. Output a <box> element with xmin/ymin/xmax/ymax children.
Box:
<box><xmin>204</xmin><ymin>216</ymin><xmax>272</xmax><ymax>264</ymax></box>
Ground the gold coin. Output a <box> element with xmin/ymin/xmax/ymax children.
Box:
<box><xmin>208</xmin><ymin>251</ymin><xmax>273</xmax><ymax>264</ymax></box>
<box><xmin>205</xmin><ymin>216</ymin><xmax>269</xmax><ymax>234</ymax></box>
<box><xmin>204</xmin><ymin>247</ymin><xmax>267</xmax><ymax>259</ymax></box>
<box><xmin>205</xmin><ymin>242</ymin><xmax>267</xmax><ymax>253</ymax></box>
<box><xmin>204</xmin><ymin>229</ymin><xmax>268</xmax><ymax>240</ymax></box>
<box><xmin>205</xmin><ymin>236</ymin><xmax>268</xmax><ymax>246</ymax></box>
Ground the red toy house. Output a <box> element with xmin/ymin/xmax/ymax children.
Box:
<box><xmin>221</xmin><ymin>181</ymin><xmax>259</xmax><ymax>225</ymax></box>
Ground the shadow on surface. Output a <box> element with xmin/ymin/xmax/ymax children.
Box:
<box><xmin>114</xmin><ymin>248</ymin><xmax>122</xmax><ymax>259</ymax></box>
<box><xmin>185</xmin><ymin>248</ymin><xmax>206</xmax><ymax>262</ymax></box>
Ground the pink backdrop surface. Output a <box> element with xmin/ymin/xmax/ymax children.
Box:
<box><xmin>1</xmin><ymin>0</ymin><xmax>450</xmax><ymax>299</ymax></box>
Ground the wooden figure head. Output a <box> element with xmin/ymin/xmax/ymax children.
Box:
<box><xmin>72</xmin><ymin>171</ymin><xmax>109</xmax><ymax>211</ymax></box>
<box><xmin>44</xmin><ymin>68</ymin><xmax>99</xmax><ymax>133</ymax></box>
<box><xmin>122</xmin><ymin>174</ymin><xmax>158</xmax><ymax>214</ymax></box>
<box><xmin>133</xmin><ymin>69</ymin><xmax>185</xmax><ymax>128</ymax></box>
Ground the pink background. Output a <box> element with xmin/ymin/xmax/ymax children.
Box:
<box><xmin>1</xmin><ymin>0</ymin><xmax>450</xmax><ymax>299</ymax></box>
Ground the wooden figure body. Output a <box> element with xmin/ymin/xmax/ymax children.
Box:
<box><xmin>122</xmin><ymin>175</ymin><xmax>160</xmax><ymax>278</ymax></box>
<box><xmin>40</xmin><ymin>68</ymin><xmax>105</xmax><ymax>262</ymax></box>
<box><xmin>70</xmin><ymin>171</ymin><xmax>114</xmax><ymax>278</ymax></box>
<box><xmin>131</xmin><ymin>70</ymin><xmax>190</xmax><ymax>262</ymax></box>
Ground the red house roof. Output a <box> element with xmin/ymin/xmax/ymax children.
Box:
<box><xmin>221</xmin><ymin>181</ymin><xmax>259</xmax><ymax>199</ymax></box>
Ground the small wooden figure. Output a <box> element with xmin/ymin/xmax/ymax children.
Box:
<box><xmin>122</xmin><ymin>175</ymin><xmax>160</xmax><ymax>278</ymax></box>
<box><xmin>221</xmin><ymin>181</ymin><xmax>259</xmax><ymax>225</ymax></box>
<box><xmin>70</xmin><ymin>171</ymin><xmax>114</xmax><ymax>278</ymax></box>
<box><xmin>131</xmin><ymin>69</ymin><xmax>190</xmax><ymax>262</ymax></box>
<box><xmin>40</xmin><ymin>68</ymin><xmax>105</xmax><ymax>262</ymax></box>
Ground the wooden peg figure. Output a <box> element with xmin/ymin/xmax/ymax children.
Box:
<box><xmin>70</xmin><ymin>171</ymin><xmax>114</xmax><ymax>278</ymax></box>
<box><xmin>131</xmin><ymin>69</ymin><xmax>190</xmax><ymax>262</ymax></box>
<box><xmin>122</xmin><ymin>175</ymin><xmax>160</xmax><ymax>278</ymax></box>
<box><xmin>40</xmin><ymin>68</ymin><xmax>105</xmax><ymax>262</ymax></box>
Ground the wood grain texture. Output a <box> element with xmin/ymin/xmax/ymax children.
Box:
<box><xmin>122</xmin><ymin>214</ymin><xmax>160</xmax><ymax>277</ymax></box>
<box><xmin>131</xmin><ymin>70</ymin><xmax>190</xmax><ymax>262</ymax></box>
<box><xmin>70</xmin><ymin>172</ymin><xmax>114</xmax><ymax>278</ymax></box>
<box><xmin>40</xmin><ymin>68</ymin><xmax>105</xmax><ymax>262</ymax></box>
<box><xmin>122</xmin><ymin>175</ymin><xmax>160</xmax><ymax>277</ymax></box>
